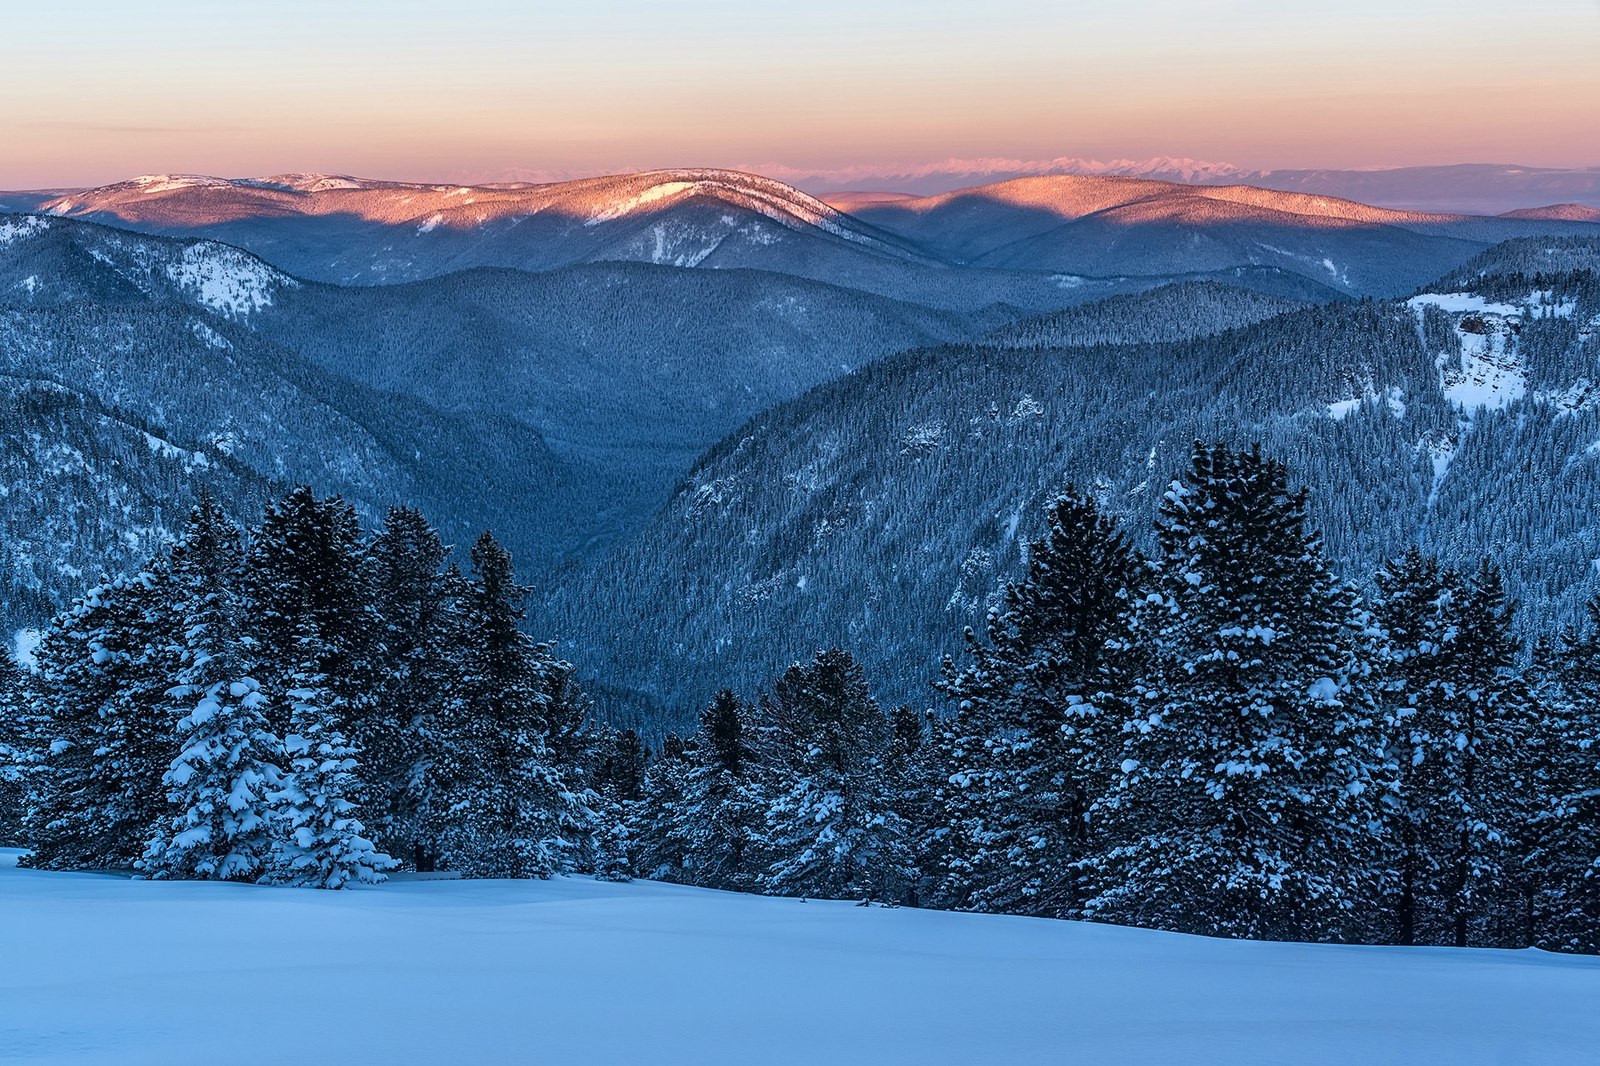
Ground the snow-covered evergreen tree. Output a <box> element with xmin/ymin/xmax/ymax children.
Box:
<box><xmin>1086</xmin><ymin>442</ymin><xmax>1386</xmax><ymax>941</ymax></box>
<box><xmin>632</xmin><ymin>734</ymin><xmax>694</xmax><ymax>882</ymax></box>
<box><xmin>761</xmin><ymin>648</ymin><xmax>913</xmax><ymax>902</ymax></box>
<box><xmin>1372</xmin><ymin>547</ymin><xmax>1459</xmax><ymax>944</ymax></box>
<box><xmin>245</xmin><ymin>486</ymin><xmax>379</xmax><ymax>746</ymax></box>
<box><xmin>1526</xmin><ymin>604</ymin><xmax>1600</xmax><ymax>953</ymax></box>
<box><xmin>368</xmin><ymin>506</ymin><xmax>460</xmax><ymax>868</ymax></box>
<box><xmin>268</xmin><ymin>624</ymin><xmax>395</xmax><ymax>888</ymax></box>
<box><xmin>21</xmin><ymin>578</ymin><xmax>158</xmax><ymax>870</ymax></box>
<box><xmin>434</xmin><ymin>532</ymin><xmax>593</xmax><ymax>878</ymax></box>
<box><xmin>1375</xmin><ymin>554</ymin><xmax>1532</xmax><ymax>946</ymax></box>
<box><xmin>1436</xmin><ymin>562</ymin><xmax>1533</xmax><ymax>947</ymax></box>
<box><xmin>672</xmin><ymin>690</ymin><xmax>767</xmax><ymax>891</ymax></box>
<box><xmin>936</xmin><ymin>489</ymin><xmax>1144</xmax><ymax>918</ymax></box>
<box><xmin>140</xmin><ymin>498</ymin><xmax>284</xmax><ymax>882</ymax></box>
<box><xmin>0</xmin><ymin>649</ymin><xmax>36</xmax><ymax>846</ymax></box>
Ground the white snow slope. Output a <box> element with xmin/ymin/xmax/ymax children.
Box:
<box><xmin>1</xmin><ymin>847</ymin><xmax>1596</xmax><ymax>1065</ymax></box>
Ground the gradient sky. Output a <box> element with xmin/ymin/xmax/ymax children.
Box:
<box><xmin>2</xmin><ymin>0</ymin><xmax>1597</xmax><ymax>188</ymax></box>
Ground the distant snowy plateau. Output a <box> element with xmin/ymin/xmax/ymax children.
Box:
<box><xmin>2</xmin><ymin>850</ymin><xmax>1596</xmax><ymax>1065</ymax></box>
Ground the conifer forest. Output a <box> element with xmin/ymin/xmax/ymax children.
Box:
<box><xmin>5</xmin><ymin>442</ymin><xmax>1597</xmax><ymax>955</ymax></box>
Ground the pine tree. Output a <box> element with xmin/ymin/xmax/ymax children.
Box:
<box><xmin>245</xmin><ymin>487</ymin><xmax>378</xmax><ymax>746</ymax></box>
<box><xmin>268</xmin><ymin>624</ymin><xmax>395</xmax><ymax>888</ymax></box>
<box><xmin>21</xmin><ymin>578</ymin><xmax>156</xmax><ymax>870</ymax></box>
<box><xmin>633</xmin><ymin>734</ymin><xmax>694</xmax><ymax>881</ymax></box>
<box><xmin>1086</xmin><ymin>442</ymin><xmax>1386</xmax><ymax>941</ymax></box>
<box><xmin>884</xmin><ymin>705</ymin><xmax>930</xmax><ymax>906</ymax></box>
<box><xmin>434</xmin><ymin>532</ymin><xmax>592</xmax><ymax>878</ymax></box>
<box><xmin>140</xmin><ymin>499</ymin><xmax>284</xmax><ymax>882</ymax></box>
<box><xmin>1436</xmin><ymin>562</ymin><xmax>1532</xmax><ymax>947</ymax></box>
<box><xmin>1527</xmin><ymin>602</ymin><xmax>1600</xmax><ymax>953</ymax></box>
<box><xmin>674</xmin><ymin>690</ymin><xmax>766</xmax><ymax>891</ymax></box>
<box><xmin>762</xmin><ymin>649</ymin><xmax>913</xmax><ymax>902</ymax></box>
<box><xmin>588</xmin><ymin>726</ymin><xmax>648</xmax><ymax>883</ymax></box>
<box><xmin>936</xmin><ymin>489</ymin><xmax>1144</xmax><ymax>918</ymax></box>
<box><xmin>368</xmin><ymin>506</ymin><xmax>459</xmax><ymax>868</ymax></box>
<box><xmin>92</xmin><ymin>566</ymin><xmax>183</xmax><ymax>867</ymax></box>
<box><xmin>1376</xmin><ymin>555</ymin><xmax>1532</xmax><ymax>946</ymax></box>
<box><xmin>1372</xmin><ymin>547</ymin><xmax>1457</xmax><ymax>945</ymax></box>
<box><xmin>0</xmin><ymin>649</ymin><xmax>35</xmax><ymax>846</ymax></box>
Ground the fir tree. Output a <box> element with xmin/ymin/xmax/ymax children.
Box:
<box><xmin>1527</xmin><ymin>602</ymin><xmax>1600</xmax><ymax>953</ymax></box>
<box><xmin>588</xmin><ymin>726</ymin><xmax>648</xmax><ymax>883</ymax></box>
<box><xmin>633</xmin><ymin>734</ymin><xmax>694</xmax><ymax>882</ymax></box>
<box><xmin>762</xmin><ymin>648</ymin><xmax>913</xmax><ymax>902</ymax></box>
<box><xmin>1436</xmin><ymin>562</ymin><xmax>1532</xmax><ymax>947</ymax></box>
<box><xmin>140</xmin><ymin>499</ymin><xmax>284</xmax><ymax>882</ymax></box>
<box><xmin>0</xmin><ymin>649</ymin><xmax>35</xmax><ymax>846</ymax></box>
<box><xmin>676</xmin><ymin>690</ymin><xmax>766</xmax><ymax>891</ymax></box>
<box><xmin>1376</xmin><ymin>555</ymin><xmax>1533</xmax><ymax>946</ymax></box>
<box><xmin>368</xmin><ymin>506</ymin><xmax>460</xmax><ymax>868</ymax></box>
<box><xmin>1087</xmin><ymin>442</ymin><xmax>1386</xmax><ymax>941</ymax></box>
<box><xmin>434</xmin><ymin>532</ymin><xmax>591</xmax><ymax>878</ymax></box>
<box><xmin>21</xmin><ymin>577</ymin><xmax>163</xmax><ymax>870</ymax></box>
<box><xmin>1372</xmin><ymin>547</ymin><xmax>1458</xmax><ymax>945</ymax></box>
<box><xmin>245</xmin><ymin>487</ymin><xmax>378</xmax><ymax>745</ymax></box>
<box><xmin>936</xmin><ymin>489</ymin><xmax>1144</xmax><ymax>918</ymax></box>
<box><xmin>268</xmin><ymin>624</ymin><xmax>395</xmax><ymax>888</ymax></box>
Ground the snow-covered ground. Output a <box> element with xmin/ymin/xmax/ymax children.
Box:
<box><xmin>2</xmin><ymin>847</ymin><xmax>1596</xmax><ymax>1065</ymax></box>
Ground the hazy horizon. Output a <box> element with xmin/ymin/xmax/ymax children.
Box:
<box><xmin>3</xmin><ymin>0</ymin><xmax>1597</xmax><ymax>190</ymax></box>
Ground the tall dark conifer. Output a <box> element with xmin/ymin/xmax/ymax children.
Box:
<box><xmin>936</xmin><ymin>489</ymin><xmax>1144</xmax><ymax>918</ymax></box>
<box><xmin>434</xmin><ymin>532</ymin><xmax>592</xmax><ymax>878</ymax></box>
<box><xmin>140</xmin><ymin>495</ymin><xmax>283</xmax><ymax>882</ymax></box>
<box><xmin>762</xmin><ymin>648</ymin><xmax>912</xmax><ymax>902</ymax></box>
<box><xmin>1087</xmin><ymin>442</ymin><xmax>1385</xmax><ymax>941</ymax></box>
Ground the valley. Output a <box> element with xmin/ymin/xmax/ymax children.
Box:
<box><xmin>4</xmin><ymin>170</ymin><xmax>1600</xmax><ymax>728</ymax></box>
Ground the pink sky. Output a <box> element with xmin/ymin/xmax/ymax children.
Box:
<box><xmin>1</xmin><ymin>0</ymin><xmax>1597</xmax><ymax>189</ymax></box>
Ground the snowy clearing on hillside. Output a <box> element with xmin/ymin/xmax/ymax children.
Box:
<box><xmin>164</xmin><ymin>244</ymin><xmax>295</xmax><ymax>317</ymax></box>
<box><xmin>0</xmin><ymin>216</ymin><xmax>48</xmax><ymax>246</ymax></box>
<box><xmin>2</xmin><ymin>849</ymin><xmax>1596</xmax><ymax>1065</ymax></box>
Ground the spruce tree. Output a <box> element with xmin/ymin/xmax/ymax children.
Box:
<box><xmin>588</xmin><ymin>726</ymin><xmax>648</xmax><ymax>883</ymax></box>
<box><xmin>1087</xmin><ymin>442</ymin><xmax>1386</xmax><ymax>941</ymax></box>
<box><xmin>21</xmin><ymin>578</ymin><xmax>155</xmax><ymax>870</ymax></box>
<box><xmin>245</xmin><ymin>487</ymin><xmax>378</xmax><ymax>746</ymax></box>
<box><xmin>269</xmin><ymin>624</ymin><xmax>394</xmax><ymax>888</ymax></box>
<box><xmin>762</xmin><ymin>648</ymin><xmax>913</xmax><ymax>902</ymax></box>
<box><xmin>1527</xmin><ymin>602</ymin><xmax>1600</xmax><ymax>953</ymax></box>
<box><xmin>140</xmin><ymin>499</ymin><xmax>284</xmax><ymax>882</ymax></box>
<box><xmin>368</xmin><ymin>506</ymin><xmax>459</xmax><ymax>868</ymax></box>
<box><xmin>434</xmin><ymin>532</ymin><xmax>591</xmax><ymax>878</ymax></box>
<box><xmin>633</xmin><ymin>734</ymin><xmax>694</xmax><ymax>881</ymax></box>
<box><xmin>1372</xmin><ymin>547</ymin><xmax>1457</xmax><ymax>945</ymax></box>
<box><xmin>1376</xmin><ymin>555</ymin><xmax>1533</xmax><ymax>946</ymax></box>
<box><xmin>936</xmin><ymin>489</ymin><xmax>1144</xmax><ymax>918</ymax></box>
<box><xmin>676</xmin><ymin>690</ymin><xmax>766</xmax><ymax>890</ymax></box>
<box><xmin>0</xmin><ymin>649</ymin><xmax>34</xmax><ymax>846</ymax></box>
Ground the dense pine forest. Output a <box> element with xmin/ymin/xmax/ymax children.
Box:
<box><xmin>2</xmin><ymin>442</ymin><xmax>1596</xmax><ymax>954</ymax></box>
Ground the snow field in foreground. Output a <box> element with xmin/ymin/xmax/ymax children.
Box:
<box><xmin>1</xmin><ymin>848</ymin><xmax>1597</xmax><ymax>1065</ymax></box>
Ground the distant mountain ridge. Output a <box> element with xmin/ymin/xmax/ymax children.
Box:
<box><xmin>785</xmin><ymin>159</ymin><xmax>1600</xmax><ymax>215</ymax></box>
<box><xmin>10</xmin><ymin>169</ymin><xmax>1600</xmax><ymax>303</ymax></box>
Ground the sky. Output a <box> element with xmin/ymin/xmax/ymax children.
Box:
<box><xmin>1</xmin><ymin>0</ymin><xmax>1597</xmax><ymax>189</ymax></box>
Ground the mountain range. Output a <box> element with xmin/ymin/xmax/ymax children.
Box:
<box><xmin>773</xmin><ymin>159</ymin><xmax>1600</xmax><ymax>215</ymax></box>
<box><xmin>12</xmin><ymin>169</ymin><xmax>1600</xmax><ymax>300</ymax></box>
<box><xmin>4</xmin><ymin>168</ymin><xmax>1600</xmax><ymax>730</ymax></box>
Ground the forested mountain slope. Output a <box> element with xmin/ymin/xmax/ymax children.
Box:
<box><xmin>540</xmin><ymin>241</ymin><xmax>1600</xmax><ymax>728</ymax></box>
<box><xmin>0</xmin><ymin>217</ymin><xmax>567</xmax><ymax>632</ymax></box>
<box><xmin>0</xmin><ymin>214</ymin><xmax>1030</xmax><ymax>628</ymax></box>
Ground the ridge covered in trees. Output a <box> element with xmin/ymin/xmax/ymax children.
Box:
<box><xmin>2</xmin><ymin>446</ymin><xmax>1598</xmax><ymax>955</ymax></box>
